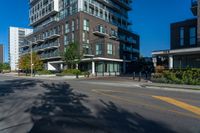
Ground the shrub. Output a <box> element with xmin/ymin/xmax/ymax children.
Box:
<box><xmin>61</xmin><ymin>69</ymin><xmax>81</xmax><ymax>75</ymax></box>
<box><xmin>155</xmin><ymin>65</ymin><xmax>165</xmax><ymax>73</ymax></box>
<box><xmin>161</xmin><ymin>68</ymin><xmax>200</xmax><ymax>85</ymax></box>
<box><xmin>37</xmin><ymin>70</ymin><xmax>53</xmax><ymax>75</ymax></box>
<box><xmin>82</xmin><ymin>71</ymin><xmax>90</xmax><ymax>77</ymax></box>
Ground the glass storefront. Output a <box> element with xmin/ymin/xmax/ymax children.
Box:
<box><xmin>96</xmin><ymin>62</ymin><xmax>120</xmax><ymax>73</ymax></box>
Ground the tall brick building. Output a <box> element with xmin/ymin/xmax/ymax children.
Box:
<box><xmin>22</xmin><ymin>0</ymin><xmax>140</xmax><ymax>75</ymax></box>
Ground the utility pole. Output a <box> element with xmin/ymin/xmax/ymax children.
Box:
<box><xmin>30</xmin><ymin>42</ymin><xmax>33</xmax><ymax>77</ymax></box>
<box><xmin>25</xmin><ymin>39</ymin><xmax>33</xmax><ymax>77</ymax></box>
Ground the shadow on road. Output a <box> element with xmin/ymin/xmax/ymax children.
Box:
<box><xmin>26</xmin><ymin>82</ymin><xmax>176</xmax><ymax>133</ymax></box>
<box><xmin>0</xmin><ymin>79</ymin><xmax>43</xmax><ymax>97</ymax></box>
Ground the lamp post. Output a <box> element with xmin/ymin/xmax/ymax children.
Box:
<box><xmin>24</xmin><ymin>39</ymin><xmax>34</xmax><ymax>77</ymax></box>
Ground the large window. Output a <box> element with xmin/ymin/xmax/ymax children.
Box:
<box><xmin>180</xmin><ymin>27</ymin><xmax>184</xmax><ymax>46</ymax></box>
<box><xmin>64</xmin><ymin>35</ymin><xmax>69</xmax><ymax>45</ymax></box>
<box><xmin>71</xmin><ymin>33</ymin><xmax>75</xmax><ymax>42</ymax></box>
<box><xmin>189</xmin><ymin>27</ymin><xmax>196</xmax><ymax>46</ymax></box>
<box><xmin>72</xmin><ymin>20</ymin><xmax>75</xmax><ymax>32</ymax></box>
<box><xmin>83</xmin><ymin>19</ymin><xmax>89</xmax><ymax>31</ymax></box>
<box><xmin>107</xmin><ymin>43</ymin><xmax>113</xmax><ymax>55</ymax></box>
<box><xmin>96</xmin><ymin>43</ymin><xmax>102</xmax><ymax>55</ymax></box>
<box><xmin>65</xmin><ymin>22</ymin><xmax>69</xmax><ymax>33</ymax></box>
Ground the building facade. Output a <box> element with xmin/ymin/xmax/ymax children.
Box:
<box><xmin>0</xmin><ymin>44</ymin><xmax>3</xmax><ymax>63</ymax></box>
<box><xmin>152</xmin><ymin>0</ymin><xmax>200</xmax><ymax>69</ymax></box>
<box><xmin>23</xmin><ymin>0</ymin><xmax>140</xmax><ymax>75</ymax></box>
<box><xmin>9</xmin><ymin>27</ymin><xmax>33</xmax><ymax>71</ymax></box>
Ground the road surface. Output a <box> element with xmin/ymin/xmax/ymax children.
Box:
<box><xmin>0</xmin><ymin>74</ymin><xmax>200</xmax><ymax>133</ymax></box>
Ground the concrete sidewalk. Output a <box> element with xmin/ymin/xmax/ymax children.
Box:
<box><xmin>143</xmin><ymin>82</ymin><xmax>200</xmax><ymax>91</ymax></box>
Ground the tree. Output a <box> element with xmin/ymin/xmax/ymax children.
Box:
<box><xmin>19</xmin><ymin>52</ymin><xmax>43</xmax><ymax>72</ymax></box>
<box><xmin>0</xmin><ymin>63</ymin><xmax>10</xmax><ymax>72</ymax></box>
<box><xmin>62</xmin><ymin>42</ymin><xmax>82</xmax><ymax>69</ymax></box>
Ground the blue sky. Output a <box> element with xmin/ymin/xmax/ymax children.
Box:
<box><xmin>0</xmin><ymin>0</ymin><xmax>195</xmax><ymax>62</ymax></box>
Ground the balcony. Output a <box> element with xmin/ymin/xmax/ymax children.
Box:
<box><xmin>112</xmin><ymin>0</ymin><xmax>132</xmax><ymax>10</ymax></box>
<box><xmin>109</xmin><ymin>31</ymin><xmax>118</xmax><ymax>40</ymax></box>
<box><xmin>40</xmin><ymin>52</ymin><xmax>61</xmax><ymax>60</ymax></box>
<box><xmin>45</xmin><ymin>33</ymin><xmax>60</xmax><ymax>40</ymax></box>
<box><xmin>93</xmin><ymin>26</ymin><xmax>109</xmax><ymax>37</ymax></box>
<box><xmin>82</xmin><ymin>45</ymin><xmax>94</xmax><ymax>57</ymax></box>
<box><xmin>191</xmin><ymin>0</ymin><xmax>198</xmax><ymax>16</ymax></box>
<box><xmin>33</xmin><ymin>42</ymin><xmax>60</xmax><ymax>52</ymax></box>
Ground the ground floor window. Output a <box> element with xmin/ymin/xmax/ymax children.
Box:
<box><xmin>96</xmin><ymin>62</ymin><xmax>120</xmax><ymax>73</ymax></box>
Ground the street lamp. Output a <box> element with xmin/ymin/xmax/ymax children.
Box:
<box><xmin>24</xmin><ymin>39</ymin><xmax>34</xmax><ymax>77</ymax></box>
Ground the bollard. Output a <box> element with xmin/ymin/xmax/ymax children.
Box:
<box><xmin>95</xmin><ymin>72</ymin><xmax>97</xmax><ymax>77</ymax></box>
<box><xmin>133</xmin><ymin>72</ymin><xmax>135</xmax><ymax>80</ymax></box>
<box><xmin>76</xmin><ymin>73</ymin><xmax>79</xmax><ymax>79</ymax></box>
<box><xmin>139</xmin><ymin>72</ymin><xmax>141</xmax><ymax>82</ymax></box>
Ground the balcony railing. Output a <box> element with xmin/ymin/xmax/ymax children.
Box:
<box><xmin>93</xmin><ymin>26</ymin><xmax>109</xmax><ymax>37</ymax></box>
<box><xmin>192</xmin><ymin>0</ymin><xmax>198</xmax><ymax>6</ymax></box>
<box><xmin>40</xmin><ymin>52</ymin><xmax>61</xmax><ymax>60</ymax></box>
<box><xmin>109</xmin><ymin>31</ymin><xmax>118</xmax><ymax>40</ymax></box>
<box><xmin>191</xmin><ymin>0</ymin><xmax>198</xmax><ymax>16</ymax></box>
<box><xmin>33</xmin><ymin>42</ymin><xmax>60</xmax><ymax>52</ymax></box>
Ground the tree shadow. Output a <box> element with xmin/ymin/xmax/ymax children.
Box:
<box><xmin>97</xmin><ymin>100</ymin><xmax>176</xmax><ymax>133</ymax></box>
<box><xmin>27</xmin><ymin>82</ymin><xmax>177</xmax><ymax>133</ymax></box>
<box><xmin>0</xmin><ymin>79</ymin><xmax>43</xmax><ymax>97</ymax></box>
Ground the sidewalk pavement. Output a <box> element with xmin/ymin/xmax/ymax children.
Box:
<box><xmin>2</xmin><ymin>73</ymin><xmax>200</xmax><ymax>91</ymax></box>
<box><xmin>143</xmin><ymin>82</ymin><xmax>200</xmax><ymax>90</ymax></box>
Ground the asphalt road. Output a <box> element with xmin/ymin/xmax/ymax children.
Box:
<box><xmin>0</xmin><ymin>74</ymin><xmax>200</xmax><ymax>133</ymax></box>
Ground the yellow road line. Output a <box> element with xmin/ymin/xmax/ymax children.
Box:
<box><xmin>153</xmin><ymin>96</ymin><xmax>200</xmax><ymax>116</ymax></box>
<box><xmin>92</xmin><ymin>89</ymin><xmax>200</xmax><ymax>119</ymax></box>
<box><xmin>93</xmin><ymin>89</ymin><xmax>200</xmax><ymax>104</ymax></box>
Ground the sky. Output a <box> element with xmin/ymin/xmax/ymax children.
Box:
<box><xmin>0</xmin><ymin>0</ymin><xmax>195</xmax><ymax>62</ymax></box>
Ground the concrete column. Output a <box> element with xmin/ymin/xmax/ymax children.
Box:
<box><xmin>60</xmin><ymin>64</ymin><xmax>63</xmax><ymax>70</ymax></box>
<box><xmin>169</xmin><ymin>55</ymin><xmax>173</xmax><ymax>69</ymax></box>
<box><xmin>152</xmin><ymin>57</ymin><xmax>157</xmax><ymax>68</ymax></box>
<box><xmin>92</xmin><ymin>61</ymin><xmax>95</xmax><ymax>75</ymax></box>
<box><xmin>76</xmin><ymin>64</ymin><xmax>79</xmax><ymax>70</ymax></box>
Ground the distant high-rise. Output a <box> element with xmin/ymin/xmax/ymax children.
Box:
<box><xmin>9</xmin><ymin>27</ymin><xmax>33</xmax><ymax>71</ymax></box>
<box><xmin>0</xmin><ymin>44</ymin><xmax>3</xmax><ymax>63</ymax></box>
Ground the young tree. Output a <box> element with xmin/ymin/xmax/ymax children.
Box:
<box><xmin>62</xmin><ymin>42</ymin><xmax>82</xmax><ymax>69</ymax></box>
<box><xmin>0</xmin><ymin>63</ymin><xmax>10</xmax><ymax>72</ymax></box>
<box><xmin>19</xmin><ymin>52</ymin><xmax>43</xmax><ymax>72</ymax></box>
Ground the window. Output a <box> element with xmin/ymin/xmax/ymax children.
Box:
<box><xmin>83</xmin><ymin>19</ymin><xmax>89</xmax><ymax>31</ymax></box>
<box><xmin>96</xmin><ymin>43</ymin><xmax>102</xmax><ymax>55</ymax></box>
<box><xmin>189</xmin><ymin>27</ymin><xmax>196</xmax><ymax>45</ymax></box>
<box><xmin>107</xmin><ymin>43</ymin><xmax>113</xmax><ymax>55</ymax></box>
<box><xmin>65</xmin><ymin>22</ymin><xmax>69</xmax><ymax>33</ymax></box>
<box><xmin>72</xmin><ymin>33</ymin><xmax>75</xmax><ymax>42</ymax></box>
<box><xmin>180</xmin><ymin>27</ymin><xmax>184</xmax><ymax>46</ymax></box>
<box><xmin>72</xmin><ymin>20</ymin><xmax>75</xmax><ymax>31</ymax></box>
<box><xmin>64</xmin><ymin>35</ymin><xmax>69</xmax><ymax>45</ymax></box>
<box><xmin>76</xmin><ymin>19</ymin><xmax>79</xmax><ymax>30</ymax></box>
<box><xmin>82</xmin><ymin>32</ymin><xmax>89</xmax><ymax>43</ymax></box>
<box><xmin>83</xmin><ymin>32</ymin><xmax>86</xmax><ymax>42</ymax></box>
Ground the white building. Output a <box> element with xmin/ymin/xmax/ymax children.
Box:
<box><xmin>9</xmin><ymin>27</ymin><xmax>33</xmax><ymax>71</ymax></box>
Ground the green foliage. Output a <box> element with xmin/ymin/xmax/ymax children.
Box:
<box><xmin>61</xmin><ymin>69</ymin><xmax>81</xmax><ymax>75</ymax></box>
<box><xmin>162</xmin><ymin>68</ymin><xmax>200</xmax><ymax>85</ymax></box>
<box><xmin>62</xmin><ymin>42</ymin><xmax>82</xmax><ymax>69</ymax></box>
<box><xmin>37</xmin><ymin>70</ymin><xmax>53</xmax><ymax>75</ymax></box>
<box><xmin>19</xmin><ymin>52</ymin><xmax>43</xmax><ymax>71</ymax></box>
<box><xmin>82</xmin><ymin>71</ymin><xmax>90</xmax><ymax>77</ymax></box>
<box><xmin>0</xmin><ymin>63</ymin><xmax>10</xmax><ymax>71</ymax></box>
